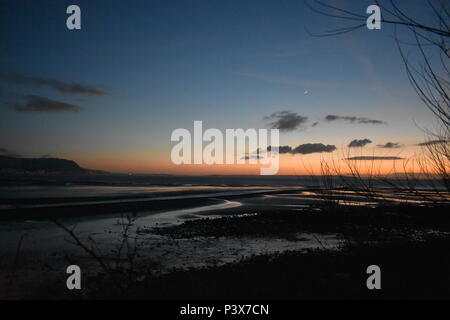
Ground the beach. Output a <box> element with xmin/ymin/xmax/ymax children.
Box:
<box><xmin>0</xmin><ymin>178</ymin><xmax>449</xmax><ymax>299</ymax></box>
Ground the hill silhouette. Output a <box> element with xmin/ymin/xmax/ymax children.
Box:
<box><xmin>0</xmin><ymin>155</ymin><xmax>86</xmax><ymax>174</ymax></box>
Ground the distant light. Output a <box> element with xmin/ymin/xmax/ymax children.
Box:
<box><xmin>304</xmin><ymin>90</ymin><xmax>309</xmax><ymax>95</ymax></box>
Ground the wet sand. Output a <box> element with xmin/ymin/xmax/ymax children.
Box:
<box><xmin>0</xmin><ymin>189</ymin><xmax>343</xmax><ymax>299</ymax></box>
<box><xmin>1</xmin><ymin>186</ymin><xmax>449</xmax><ymax>299</ymax></box>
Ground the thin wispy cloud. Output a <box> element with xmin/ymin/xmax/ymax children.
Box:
<box><xmin>345</xmin><ymin>156</ymin><xmax>404</xmax><ymax>160</ymax></box>
<box><xmin>348</xmin><ymin>138</ymin><xmax>372</xmax><ymax>148</ymax></box>
<box><xmin>325</xmin><ymin>115</ymin><xmax>386</xmax><ymax>125</ymax></box>
<box><xmin>13</xmin><ymin>95</ymin><xmax>82</xmax><ymax>113</ymax></box>
<box><xmin>417</xmin><ymin>140</ymin><xmax>448</xmax><ymax>146</ymax></box>
<box><xmin>0</xmin><ymin>72</ymin><xmax>107</xmax><ymax>96</ymax></box>
<box><xmin>264</xmin><ymin>111</ymin><xmax>308</xmax><ymax>132</ymax></box>
<box><xmin>378</xmin><ymin>142</ymin><xmax>402</xmax><ymax>148</ymax></box>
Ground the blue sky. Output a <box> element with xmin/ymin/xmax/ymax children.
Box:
<box><xmin>0</xmin><ymin>0</ymin><xmax>440</xmax><ymax>173</ymax></box>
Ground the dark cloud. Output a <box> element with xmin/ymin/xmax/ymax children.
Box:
<box><xmin>345</xmin><ymin>156</ymin><xmax>404</xmax><ymax>160</ymax></box>
<box><xmin>267</xmin><ymin>145</ymin><xmax>293</xmax><ymax>154</ymax></box>
<box><xmin>325</xmin><ymin>115</ymin><xmax>385</xmax><ymax>125</ymax></box>
<box><xmin>417</xmin><ymin>140</ymin><xmax>448</xmax><ymax>146</ymax></box>
<box><xmin>0</xmin><ymin>72</ymin><xmax>106</xmax><ymax>96</ymax></box>
<box><xmin>264</xmin><ymin>111</ymin><xmax>308</xmax><ymax>132</ymax></box>
<box><xmin>377</xmin><ymin>142</ymin><xmax>402</xmax><ymax>148</ymax></box>
<box><xmin>264</xmin><ymin>144</ymin><xmax>336</xmax><ymax>155</ymax></box>
<box><xmin>0</xmin><ymin>147</ymin><xmax>21</xmax><ymax>157</ymax></box>
<box><xmin>348</xmin><ymin>138</ymin><xmax>372</xmax><ymax>148</ymax></box>
<box><xmin>13</xmin><ymin>95</ymin><xmax>82</xmax><ymax>113</ymax></box>
<box><xmin>291</xmin><ymin>143</ymin><xmax>336</xmax><ymax>154</ymax></box>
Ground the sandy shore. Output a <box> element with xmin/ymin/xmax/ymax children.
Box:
<box><xmin>0</xmin><ymin>189</ymin><xmax>341</xmax><ymax>298</ymax></box>
<box><xmin>1</xmin><ymin>187</ymin><xmax>449</xmax><ymax>299</ymax></box>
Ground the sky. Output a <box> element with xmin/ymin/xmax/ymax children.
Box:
<box><xmin>0</xmin><ymin>0</ymin><xmax>443</xmax><ymax>174</ymax></box>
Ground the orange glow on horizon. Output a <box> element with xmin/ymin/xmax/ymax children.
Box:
<box><xmin>71</xmin><ymin>150</ymin><xmax>433</xmax><ymax>176</ymax></box>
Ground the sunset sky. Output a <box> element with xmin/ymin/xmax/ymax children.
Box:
<box><xmin>0</xmin><ymin>0</ymin><xmax>440</xmax><ymax>174</ymax></box>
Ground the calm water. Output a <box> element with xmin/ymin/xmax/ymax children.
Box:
<box><xmin>0</xmin><ymin>174</ymin><xmax>446</xmax><ymax>206</ymax></box>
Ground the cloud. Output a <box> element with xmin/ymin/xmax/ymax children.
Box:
<box><xmin>267</xmin><ymin>145</ymin><xmax>293</xmax><ymax>154</ymax></box>
<box><xmin>291</xmin><ymin>143</ymin><xmax>337</xmax><ymax>154</ymax></box>
<box><xmin>0</xmin><ymin>147</ymin><xmax>21</xmax><ymax>157</ymax></box>
<box><xmin>264</xmin><ymin>111</ymin><xmax>308</xmax><ymax>132</ymax></box>
<box><xmin>348</xmin><ymin>138</ymin><xmax>372</xmax><ymax>148</ymax></box>
<box><xmin>13</xmin><ymin>95</ymin><xmax>82</xmax><ymax>113</ymax></box>
<box><xmin>0</xmin><ymin>72</ymin><xmax>106</xmax><ymax>96</ymax></box>
<box><xmin>264</xmin><ymin>144</ymin><xmax>336</xmax><ymax>155</ymax></box>
<box><xmin>345</xmin><ymin>156</ymin><xmax>404</xmax><ymax>160</ymax></box>
<box><xmin>377</xmin><ymin>142</ymin><xmax>402</xmax><ymax>148</ymax></box>
<box><xmin>325</xmin><ymin>115</ymin><xmax>386</xmax><ymax>125</ymax></box>
<box><xmin>417</xmin><ymin>140</ymin><xmax>448</xmax><ymax>146</ymax></box>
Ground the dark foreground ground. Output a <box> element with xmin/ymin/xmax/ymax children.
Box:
<box><xmin>23</xmin><ymin>203</ymin><xmax>450</xmax><ymax>300</ymax></box>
